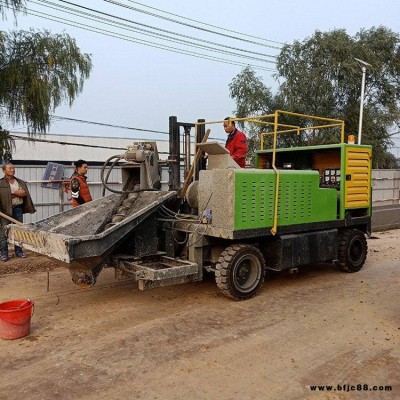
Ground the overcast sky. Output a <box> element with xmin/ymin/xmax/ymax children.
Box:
<box><xmin>3</xmin><ymin>0</ymin><xmax>400</xmax><ymax>143</ymax></box>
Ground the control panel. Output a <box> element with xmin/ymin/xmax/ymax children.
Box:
<box><xmin>320</xmin><ymin>168</ymin><xmax>341</xmax><ymax>189</ymax></box>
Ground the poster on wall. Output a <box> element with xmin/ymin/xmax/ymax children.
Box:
<box><xmin>41</xmin><ymin>162</ymin><xmax>65</xmax><ymax>189</ymax></box>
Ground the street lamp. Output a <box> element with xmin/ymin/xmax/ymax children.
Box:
<box><xmin>354</xmin><ymin>58</ymin><xmax>372</xmax><ymax>145</ymax></box>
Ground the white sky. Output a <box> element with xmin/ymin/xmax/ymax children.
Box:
<box><xmin>3</xmin><ymin>0</ymin><xmax>400</xmax><ymax>142</ymax></box>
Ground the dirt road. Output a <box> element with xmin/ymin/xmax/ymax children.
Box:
<box><xmin>0</xmin><ymin>230</ymin><xmax>399</xmax><ymax>400</ymax></box>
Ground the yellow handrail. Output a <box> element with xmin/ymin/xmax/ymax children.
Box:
<box><xmin>271</xmin><ymin>111</ymin><xmax>280</xmax><ymax>235</ymax></box>
<box><xmin>192</xmin><ymin>110</ymin><xmax>346</xmax><ymax>237</ymax></box>
<box><xmin>276</xmin><ymin>109</ymin><xmax>344</xmax><ymax>123</ymax></box>
<box><xmin>262</xmin><ymin>111</ymin><xmax>345</xmax><ymax>235</ymax></box>
<box><xmin>194</xmin><ymin>113</ymin><xmax>276</xmax><ymax>127</ymax></box>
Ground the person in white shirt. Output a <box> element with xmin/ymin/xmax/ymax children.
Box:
<box><xmin>0</xmin><ymin>163</ymin><xmax>36</xmax><ymax>261</ymax></box>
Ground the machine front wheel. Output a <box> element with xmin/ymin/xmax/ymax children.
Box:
<box><xmin>338</xmin><ymin>229</ymin><xmax>368</xmax><ymax>272</ymax></box>
<box><xmin>215</xmin><ymin>244</ymin><xmax>265</xmax><ymax>300</ymax></box>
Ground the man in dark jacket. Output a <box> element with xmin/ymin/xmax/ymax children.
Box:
<box><xmin>70</xmin><ymin>159</ymin><xmax>93</xmax><ymax>208</ymax></box>
<box><xmin>223</xmin><ymin>118</ymin><xmax>247</xmax><ymax>168</ymax></box>
<box><xmin>0</xmin><ymin>163</ymin><xmax>36</xmax><ymax>261</ymax></box>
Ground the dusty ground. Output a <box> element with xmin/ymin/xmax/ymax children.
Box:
<box><xmin>0</xmin><ymin>231</ymin><xmax>399</xmax><ymax>400</ymax></box>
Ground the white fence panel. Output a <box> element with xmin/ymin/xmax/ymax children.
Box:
<box><xmin>13</xmin><ymin>165</ymin><xmax>400</xmax><ymax>224</ymax></box>
<box><xmin>371</xmin><ymin>169</ymin><xmax>400</xmax><ymax>206</ymax></box>
<box><xmin>16</xmin><ymin>165</ymin><xmax>122</xmax><ymax>223</ymax></box>
<box><xmin>15</xmin><ymin>164</ymin><xmax>172</xmax><ymax>223</ymax></box>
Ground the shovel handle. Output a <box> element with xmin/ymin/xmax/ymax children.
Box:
<box><xmin>0</xmin><ymin>211</ymin><xmax>24</xmax><ymax>226</ymax></box>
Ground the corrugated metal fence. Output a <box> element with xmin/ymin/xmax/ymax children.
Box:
<box><xmin>12</xmin><ymin>166</ymin><xmax>400</xmax><ymax>227</ymax></box>
<box><xmin>16</xmin><ymin>165</ymin><xmax>123</xmax><ymax>223</ymax></box>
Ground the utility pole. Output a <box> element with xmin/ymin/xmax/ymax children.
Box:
<box><xmin>354</xmin><ymin>58</ymin><xmax>372</xmax><ymax>145</ymax></box>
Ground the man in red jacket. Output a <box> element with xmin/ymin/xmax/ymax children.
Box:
<box><xmin>223</xmin><ymin>118</ymin><xmax>247</xmax><ymax>168</ymax></box>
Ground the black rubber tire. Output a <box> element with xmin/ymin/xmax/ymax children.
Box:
<box><xmin>215</xmin><ymin>244</ymin><xmax>265</xmax><ymax>300</ymax></box>
<box><xmin>338</xmin><ymin>229</ymin><xmax>368</xmax><ymax>272</ymax></box>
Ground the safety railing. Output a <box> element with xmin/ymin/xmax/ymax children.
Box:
<box><xmin>259</xmin><ymin>110</ymin><xmax>345</xmax><ymax>150</ymax></box>
<box><xmin>257</xmin><ymin>111</ymin><xmax>345</xmax><ymax>234</ymax></box>
<box><xmin>194</xmin><ymin>111</ymin><xmax>346</xmax><ymax>235</ymax></box>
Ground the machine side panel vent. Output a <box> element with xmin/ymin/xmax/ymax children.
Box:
<box><xmin>345</xmin><ymin>147</ymin><xmax>371</xmax><ymax>208</ymax></box>
<box><xmin>234</xmin><ymin>170</ymin><xmax>337</xmax><ymax>231</ymax></box>
<box><xmin>236</xmin><ymin>172</ymin><xmax>275</xmax><ymax>229</ymax></box>
<box><xmin>277</xmin><ymin>177</ymin><xmax>312</xmax><ymax>225</ymax></box>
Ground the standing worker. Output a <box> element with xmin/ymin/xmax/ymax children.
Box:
<box><xmin>70</xmin><ymin>159</ymin><xmax>92</xmax><ymax>208</ymax></box>
<box><xmin>0</xmin><ymin>162</ymin><xmax>36</xmax><ymax>261</ymax></box>
<box><xmin>223</xmin><ymin>117</ymin><xmax>248</xmax><ymax>168</ymax></box>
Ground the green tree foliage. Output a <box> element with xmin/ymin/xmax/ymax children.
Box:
<box><xmin>228</xmin><ymin>67</ymin><xmax>277</xmax><ymax>163</ymax></box>
<box><xmin>229</xmin><ymin>66</ymin><xmax>274</xmax><ymax>118</ymax></box>
<box><xmin>0</xmin><ymin>0</ymin><xmax>25</xmax><ymax>18</ymax></box>
<box><xmin>0</xmin><ymin>0</ymin><xmax>92</xmax><ymax>158</ymax></box>
<box><xmin>0</xmin><ymin>30</ymin><xmax>92</xmax><ymax>133</ymax></box>
<box><xmin>230</xmin><ymin>27</ymin><xmax>400</xmax><ymax>168</ymax></box>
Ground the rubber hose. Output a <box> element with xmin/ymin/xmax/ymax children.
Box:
<box><xmin>100</xmin><ymin>154</ymin><xmax>158</xmax><ymax>194</ymax></box>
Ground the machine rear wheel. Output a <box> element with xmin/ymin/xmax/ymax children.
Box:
<box><xmin>215</xmin><ymin>244</ymin><xmax>265</xmax><ymax>300</ymax></box>
<box><xmin>338</xmin><ymin>229</ymin><xmax>368</xmax><ymax>272</ymax></box>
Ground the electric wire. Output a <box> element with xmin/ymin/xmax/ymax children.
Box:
<box><xmin>31</xmin><ymin>0</ymin><xmax>272</xmax><ymax>65</ymax></box>
<box><xmin>9</xmin><ymin>132</ymin><xmax>211</xmax><ymax>160</ymax></box>
<box><xmin>19</xmin><ymin>6</ymin><xmax>275</xmax><ymax>72</ymax></box>
<box><xmin>51</xmin><ymin>115</ymin><xmax>224</xmax><ymax>141</ymax></box>
<box><xmin>9</xmin><ymin>132</ymin><xmax>176</xmax><ymax>155</ymax></box>
<box><xmin>30</xmin><ymin>0</ymin><xmax>276</xmax><ymax>68</ymax></box>
<box><xmin>105</xmin><ymin>0</ymin><xmax>282</xmax><ymax>50</ymax></box>
<box><xmin>52</xmin><ymin>115</ymin><xmax>169</xmax><ymax>135</ymax></box>
<box><xmin>10</xmin><ymin>133</ymin><xmax>127</xmax><ymax>150</ymax></box>
<box><xmin>183</xmin><ymin>191</ymin><xmax>214</xmax><ymax>248</ymax></box>
<box><xmin>170</xmin><ymin>218</ymin><xmax>189</xmax><ymax>245</ymax></box>
<box><xmin>35</xmin><ymin>0</ymin><xmax>277</xmax><ymax>61</ymax></box>
<box><xmin>161</xmin><ymin>205</ymin><xmax>196</xmax><ymax>221</ymax></box>
<box><xmin>127</xmin><ymin>0</ymin><xmax>285</xmax><ymax>46</ymax></box>
<box><xmin>158</xmin><ymin>204</ymin><xmax>199</xmax><ymax>246</ymax></box>
<box><xmin>4</xmin><ymin>113</ymin><xmax>226</xmax><ymax>141</ymax></box>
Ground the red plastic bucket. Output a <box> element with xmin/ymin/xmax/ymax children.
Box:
<box><xmin>0</xmin><ymin>299</ymin><xmax>34</xmax><ymax>340</ymax></box>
